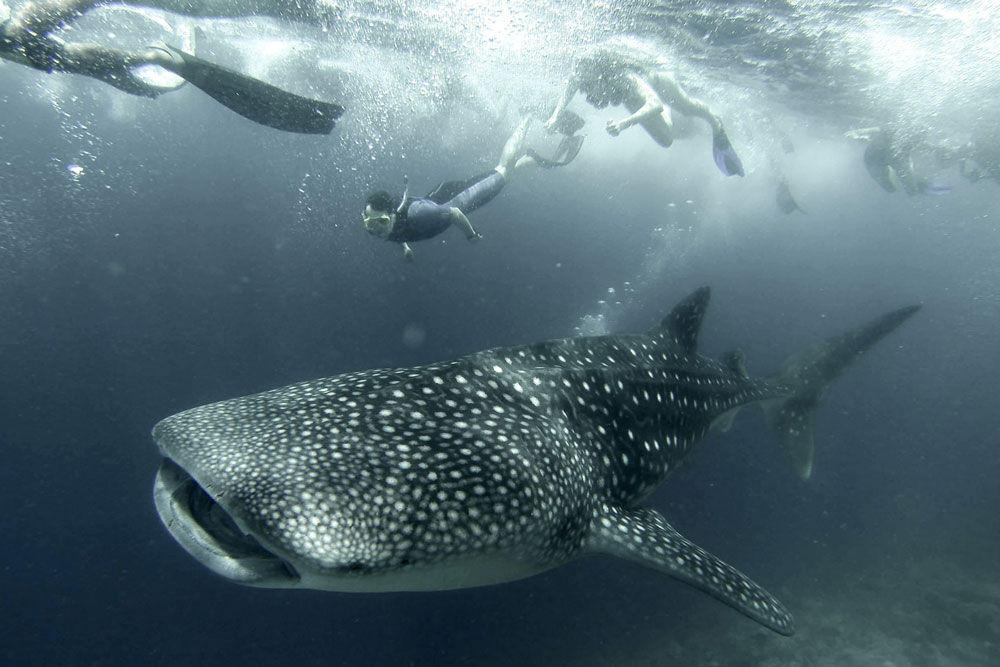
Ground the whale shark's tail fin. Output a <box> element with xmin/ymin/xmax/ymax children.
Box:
<box><xmin>764</xmin><ymin>304</ymin><xmax>921</xmax><ymax>480</ymax></box>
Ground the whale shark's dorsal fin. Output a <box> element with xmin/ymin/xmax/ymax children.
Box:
<box><xmin>653</xmin><ymin>286</ymin><xmax>711</xmax><ymax>355</ymax></box>
<box><xmin>587</xmin><ymin>504</ymin><xmax>794</xmax><ymax>635</ymax></box>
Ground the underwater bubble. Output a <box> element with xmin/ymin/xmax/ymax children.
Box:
<box><xmin>402</xmin><ymin>324</ymin><xmax>427</xmax><ymax>349</ymax></box>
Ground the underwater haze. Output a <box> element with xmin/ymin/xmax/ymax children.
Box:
<box><xmin>2</xmin><ymin>1</ymin><xmax>999</xmax><ymax>665</ymax></box>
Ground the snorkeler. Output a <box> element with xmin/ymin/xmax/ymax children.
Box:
<box><xmin>849</xmin><ymin>127</ymin><xmax>952</xmax><ymax>196</ymax></box>
<box><xmin>0</xmin><ymin>0</ymin><xmax>343</xmax><ymax>133</ymax></box>
<box><xmin>1</xmin><ymin>0</ymin><xmax>339</xmax><ymax>26</ymax></box>
<box><xmin>545</xmin><ymin>45</ymin><xmax>745</xmax><ymax>177</ymax></box>
<box><xmin>362</xmin><ymin>117</ymin><xmax>583</xmax><ymax>261</ymax></box>
<box><xmin>953</xmin><ymin>135</ymin><xmax>1000</xmax><ymax>186</ymax></box>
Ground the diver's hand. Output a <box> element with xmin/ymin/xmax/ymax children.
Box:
<box><xmin>606</xmin><ymin>120</ymin><xmax>623</xmax><ymax>137</ymax></box>
<box><xmin>544</xmin><ymin>115</ymin><xmax>559</xmax><ymax>133</ymax></box>
<box><xmin>402</xmin><ymin>243</ymin><xmax>414</xmax><ymax>261</ymax></box>
<box><xmin>467</xmin><ymin>230</ymin><xmax>483</xmax><ymax>242</ymax></box>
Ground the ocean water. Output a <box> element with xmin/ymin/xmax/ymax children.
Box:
<box><xmin>1</xmin><ymin>1</ymin><xmax>998</xmax><ymax>665</ymax></box>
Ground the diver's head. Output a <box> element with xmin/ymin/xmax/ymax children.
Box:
<box><xmin>363</xmin><ymin>190</ymin><xmax>398</xmax><ymax>238</ymax></box>
<box><xmin>576</xmin><ymin>65</ymin><xmax>619</xmax><ymax>109</ymax></box>
<box><xmin>574</xmin><ymin>51</ymin><xmax>626</xmax><ymax>108</ymax></box>
<box><xmin>585</xmin><ymin>87</ymin><xmax>611</xmax><ymax>109</ymax></box>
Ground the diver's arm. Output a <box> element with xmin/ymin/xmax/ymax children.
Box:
<box><xmin>606</xmin><ymin>74</ymin><xmax>664</xmax><ymax>136</ymax></box>
<box><xmin>396</xmin><ymin>175</ymin><xmax>410</xmax><ymax>213</ymax></box>
<box><xmin>545</xmin><ymin>75</ymin><xmax>579</xmax><ymax>131</ymax></box>
<box><xmin>448</xmin><ymin>208</ymin><xmax>481</xmax><ymax>241</ymax></box>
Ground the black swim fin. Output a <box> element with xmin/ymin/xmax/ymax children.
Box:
<box><xmin>549</xmin><ymin>108</ymin><xmax>585</xmax><ymax>136</ymax></box>
<box><xmin>156</xmin><ymin>45</ymin><xmax>343</xmax><ymax>134</ymax></box>
<box><xmin>526</xmin><ymin>134</ymin><xmax>584</xmax><ymax>168</ymax></box>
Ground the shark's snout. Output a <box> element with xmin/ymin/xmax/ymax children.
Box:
<box><xmin>153</xmin><ymin>458</ymin><xmax>299</xmax><ymax>587</ymax></box>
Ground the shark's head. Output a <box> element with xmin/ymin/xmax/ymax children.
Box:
<box><xmin>150</xmin><ymin>369</ymin><xmax>562</xmax><ymax>592</ymax></box>
<box><xmin>150</xmin><ymin>384</ymin><xmax>394</xmax><ymax>590</ymax></box>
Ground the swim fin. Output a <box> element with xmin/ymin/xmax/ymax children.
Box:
<box><xmin>154</xmin><ymin>45</ymin><xmax>343</xmax><ymax>134</ymax></box>
<box><xmin>712</xmin><ymin>128</ymin><xmax>745</xmax><ymax>177</ymax></box>
<box><xmin>549</xmin><ymin>108</ymin><xmax>586</xmax><ymax>136</ymax></box>
<box><xmin>776</xmin><ymin>179</ymin><xmax>805</xmax><ymax>214</ymax></box>
<box><xmin>918</xmin><ymin>180</ymin><xmax>953</xmax><ymax>196</ymax></box>
<box><xmin>526</xmin><ymin>134</ymin><xmax>584</xmax><ymax>168</ymax></box>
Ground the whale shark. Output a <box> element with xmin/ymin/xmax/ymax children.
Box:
<box><xmin>152</xmin><ymin>287</ymin><xmax>919</xmax><ymax>635</ymax></box>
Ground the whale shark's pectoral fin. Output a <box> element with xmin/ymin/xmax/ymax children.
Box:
<box><xmin>587</xmin><ymin>505</ymin><xmax>794</xmax><ymax>635</ymax></box>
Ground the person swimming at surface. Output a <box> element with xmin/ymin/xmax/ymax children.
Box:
<box><xmin>545</xmin><ymin>44</ymin><xmax>745</xmax><ymax>178</ymax></box>
<box><xmin>849</xmin><ymin>127</ymin><xmax>953</xmax><ymax>196</ymax></box>
<box><xmin>362</xmin><ymin>116</ymin><xmax>582</xmax><ymax>261</ymax></box>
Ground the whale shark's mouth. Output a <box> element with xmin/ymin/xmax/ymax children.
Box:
<box><xmin>153</xmin><ymin>458</ymin><xmax>300</xmax><ymax>586</ymax></box>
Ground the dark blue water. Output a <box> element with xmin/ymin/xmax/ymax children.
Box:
<box><xmin>2</xmin><ymin>1</ymin><xmax>999</xmax><ymax>665</ymax></box>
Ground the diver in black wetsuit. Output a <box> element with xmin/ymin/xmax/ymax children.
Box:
<box><xmin>0</xmin><ymin>0</ymin><xmax>342</xmax><ymax>133</ymax></box>
<box><xmin>362</xmin><ymin>116</ymin><xmax>583</xmax><ymax>261</ymax></box>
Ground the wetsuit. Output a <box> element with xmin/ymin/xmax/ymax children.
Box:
<box><xmin>387</xmin><ymin>170</ymin><xmax>506</xmax><ymax>243</ymax></box>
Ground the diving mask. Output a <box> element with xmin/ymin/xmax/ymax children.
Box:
<box><xmin>363</xmin><ymin>205</ymin><xmax>394</xmax><ymax>238</ymax></box>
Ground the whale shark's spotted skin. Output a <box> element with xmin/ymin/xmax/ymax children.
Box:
<box><xmin>153</xmin><ymin>288</ymin><xmax>919</xmax><ymax>635</ymax></box>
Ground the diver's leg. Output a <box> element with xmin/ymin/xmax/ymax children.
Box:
<box><xmin>2</xmin><ymin>0</ymin><xmax>330</xmax><ymax>31</ymax></box>
<box><xmin>1</xmin><ymin>1</ymin><xmax>109</xmax><ymax>73</ymax></box>
<box><xmin>648</xmin><ymin>69</ymin><xmax>743</xmax><ymax>176</ymax></box>
<box><xmin>150</xmin><ymin>0</ymin><xmax>320</xmax><ymax>20</ymax></box>
<box><xmin>647</xmin><ymin>70</ymin><xmax>722</xmax><ymax>132</ymax></box>
<box><xmin>1</xmin><ymin>0</ymin><xmax>100</xmax><ymax>69</ymax></box>
<box><xmin>511</xmin><ymin>154</ymin><xmax>537</xmax><ymax>176</ymax></box>
<box><xmin>56</xmin><ymin>41</ymin><xmax>172</xmax><ymax>95</ymax></box>
<box><xmin>495</xmin><ymin>115</ymin><xmax>533</xmax><ymax>179</ymax></box>
<box><xmin>626</xmin><ymin>97</ymin><xmax>674</xmax><ymax>148</ymax></box>
<box><xmin>445</xmin><ymin>172</ymin><xmax>506</xmax><ymax>213</ymax></box>
<box><xmin>4</xmin><ymin>0</ymin><xmax>100</xmax><ymax>37</ymax></box>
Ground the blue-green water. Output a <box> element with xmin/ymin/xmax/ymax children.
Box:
<box><xmin>1</xmin><ymin>1</ymin><xmax>998</xmax><ymax>665</ymax></box>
